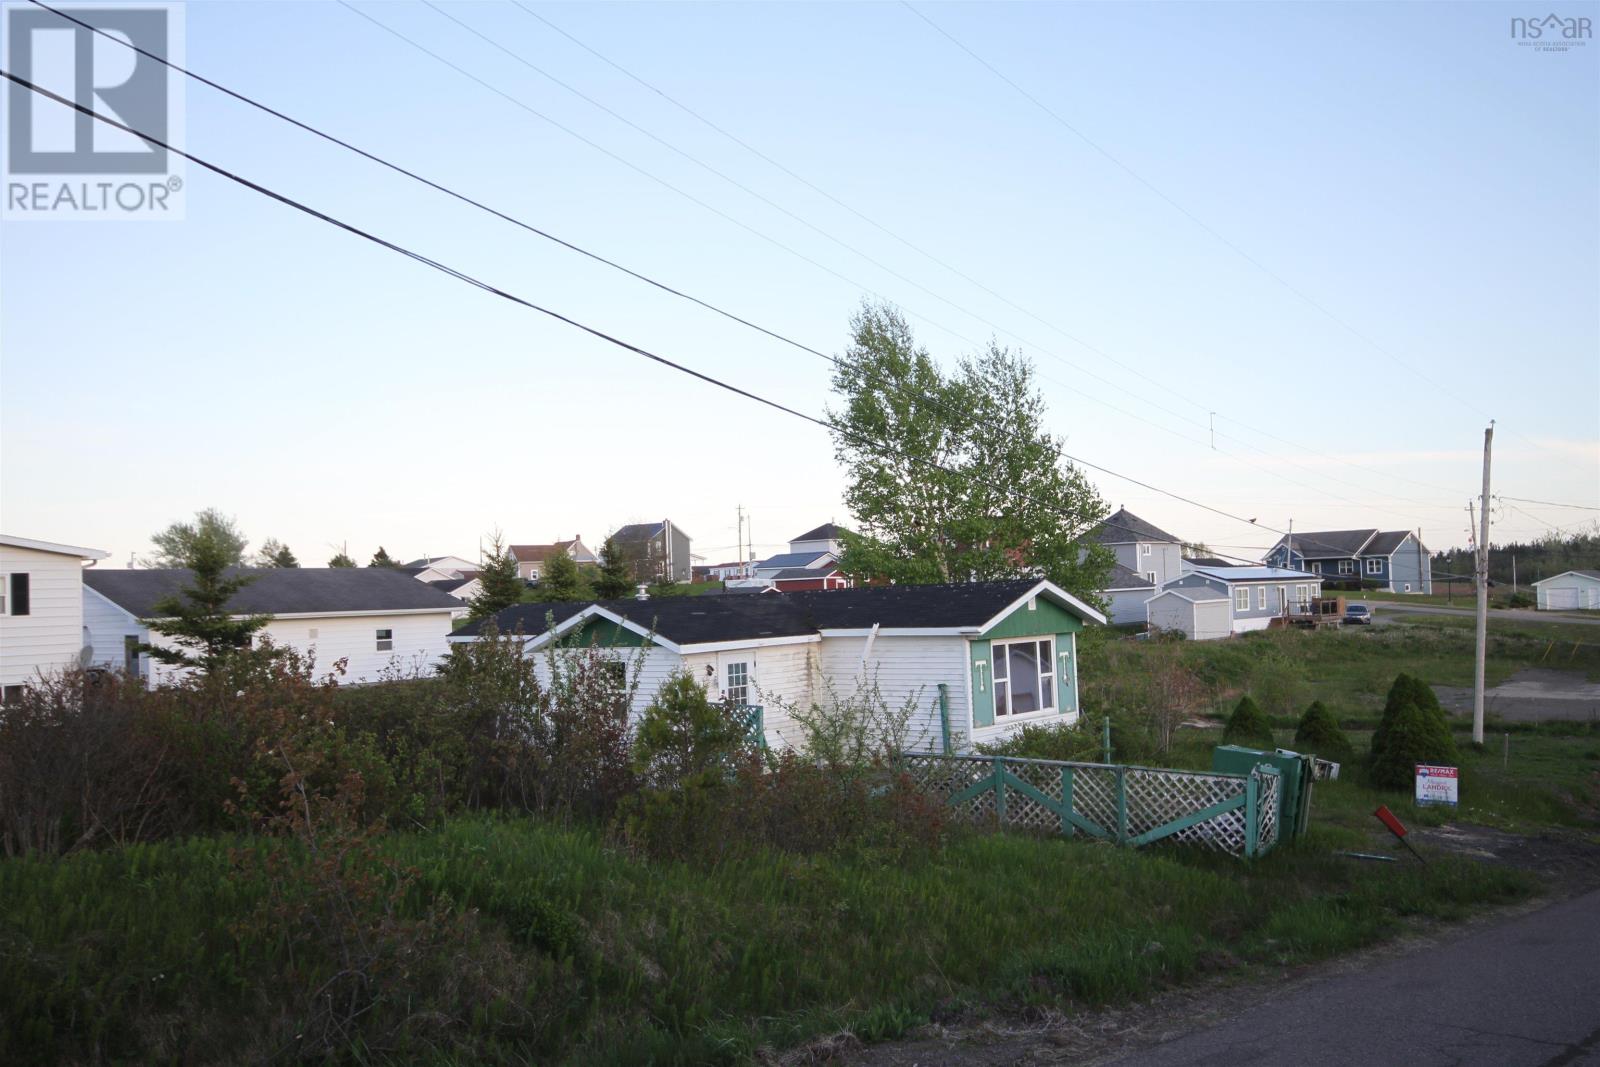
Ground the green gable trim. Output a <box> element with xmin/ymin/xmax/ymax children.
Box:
<box><xmin>562</xmin><ymin>616</ymin><xmax>651</xmax><ymax>648</ymax></box>
<box><xmin>969</xmin><ymin>639</ymin><xmax>994</xmax><ymax>729</ymax></box>
<box><xmin>981</xmin><ymin>594</ymin><xmax>1085</xmax><ymax>640</ymax></box>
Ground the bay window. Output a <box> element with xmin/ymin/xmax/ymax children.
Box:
<box><xmin>992</xmin><ymin>637</ymin><xmax>1056</xmax><ymax>718</ymax></box>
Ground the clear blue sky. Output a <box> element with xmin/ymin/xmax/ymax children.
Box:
<box><xmin>3</xmin><ymin>0</ymin><xmax>1596</xmax><ymax>567</ymax></box>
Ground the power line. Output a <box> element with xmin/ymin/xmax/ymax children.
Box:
<box><xmin>900</xmin><ymin>1</ymin><xmax>1564</xmax><ymax>462</ymax></box>
<box><xmin>4</xmin><ymin>67</ymin><xmax>1310</xmax><ymax>570</ymax></box>
<box><xmin>1497</xmin><ymin>495</ymin><xmax>1600</xmax><ymax>512</ymax></box>
<box><xmin>31</xmin><ymin>0</ymin><xmax>1456</xmax><ymax>531</ymax></box>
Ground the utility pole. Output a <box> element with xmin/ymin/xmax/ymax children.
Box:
<box><xmin>1512</xmin><ymin>554</ymin><xmax>1517</xmax><ymax>594</ymax></box>
<box><xmin>1473</xmin><ymin>422</ymin><xmax>1494</xmax><ymax>746</ymax></box>
<box><xmin>736</xmin><ymin>504</ymin><xmax>744</xmax><ymax>578</ymax></box>
<box><xmin>1416</xmin><ymin>528</ymin><xmax>1425</xmax><ymax>595</ymax></box>
<box><xmin>1209</xmin><ymin>412</ymin><xmax>1216</xmax><ymax>450</ymax></box>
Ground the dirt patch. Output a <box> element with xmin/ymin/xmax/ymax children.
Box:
<box><xmin>1433</xmin><ymin>668</ymin><xmax>1600</xmax><ymax>723</ymax></box>
<box><xmin>829</xmin><ymin>825</ymin><xmax>1600</xmax><ymax>1067</ymax></box>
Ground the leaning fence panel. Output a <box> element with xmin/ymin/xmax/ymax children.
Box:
<box><xmin>899</xmin><ymin>753</ymin><xmax>1284</xmax><ymax>859</ymax></box>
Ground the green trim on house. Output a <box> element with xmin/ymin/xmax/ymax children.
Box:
<box><xmin>969</xmin><ymin>639</ymin><xmax>995</xmax><ymax>729</ymax></box>
<box><xmin>564</xmin><ymin>616</ymin><xmax>651</xmax><ymax>648</ymax></box>
<box><xmin>981</xmin><ymin>596</ymin><xmax>1085</xmax><ymax>640</ymax></box>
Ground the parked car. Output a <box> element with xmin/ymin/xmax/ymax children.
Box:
<box><xmin>1344</xmin><ymin>603</ymin><xmax>1372</xmax><ymax>625</ymax></box>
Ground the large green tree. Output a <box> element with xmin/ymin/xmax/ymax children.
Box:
<box><xmin>142</xmin><ymin>513</ymin><xmax>270</xmax><ymax>672</ymax></box>
<box><xmin>471</xmin><ymin>533</ymin><xmax>525</xmax><ymax>620</ymax></box>
<box><xmin>539</xmin><ymin>547</ymin><xmax>586</xmax><ymax>601</ymax></box>
<box><xmin>827</xmin><ymin>302</ymin><xmax>1112</xmax><ymax>602</ymax></box>
<box><xmin>149</xmin><ymin>508</ymin><xmax>248</xmax><ymax>569</ymax></box>
<box><xmin>594</xmin><ymin>535</ymin><xmax>636</xmax><ymax>599</ymax></box>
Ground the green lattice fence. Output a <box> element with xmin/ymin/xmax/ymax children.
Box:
<box><xmin>900</xmin><ymin>753</ymin><xmax>1283</xmax><ymax>858</ymax></box>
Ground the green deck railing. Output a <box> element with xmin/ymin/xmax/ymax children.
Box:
<box><xmin>730</xmin><ymin>704</ymin><xmax>765</xmax><ymax>748</ymax></box>
<box><xmin>901</xmin><ymin>753</ymin><xmax>1282</xmax><ymax>858</ymax></box>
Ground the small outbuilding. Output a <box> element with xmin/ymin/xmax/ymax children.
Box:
<box><xmin>1146</xmin><ymin>587</ymin><xmax>1232</xmax><ymax>641</ymax></box>
<box><xmin>1532</xmin><ymin>570</ymin><xmax>1600</xmax><ymax>611</ymax></box>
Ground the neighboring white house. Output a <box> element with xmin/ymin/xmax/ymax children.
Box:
<box><xmin>402</xmin><ymin>555</ymin><xmax>479</xmax><ymax>582</ymax></box>
<box><xmin>1148</xmin><ymin>565</ymin><xmax>1325</xmax><ymax>640</ymax></box>
<box><xmin>787</xmin><ymin>522</ymin><xmax>848</xmax><ymax>558</ymax></box>
<box><xmin>451</xmin><ymin>578</ymin><xmax>1106</xmax><ymax>752</ymax></box>
<box><xmin>82</xmin><ymin>567</ymin><xmax>463</xmax><ymax>686</ymax></box>
<box><xmin>1093</xmin><ymin>507</ymin><xmax>1184</xmax><ymax>587</ymax></box>
<box><xmin>1532</xmin><ymin>570</ymin><xmax>1600</xmax><ymax>611</ymax></box>
<box><xmin>0</xmin><ymin>534</ymin><xmax>110</xmax><ymax>701</ymax></box>
<box><xmin>1102</xmin><ymin>564</ymin><xmax>1157</xmax><ymax>626</ymax></box>
<box><xmin>427</xmin><ymin>575</ymin><xmax>483</xmax><ymax>608</ymax></box>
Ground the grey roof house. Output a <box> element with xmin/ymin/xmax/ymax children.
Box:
<box><xmin>1148</xmin><ymin>565</ymin><xmax>1324</xmax><ymax>641</ymax></box>
<box><xmin>612</xmin><ymin>520</ymin><xmax>693</xmax><ymax>584</ymax></box>
<box><xmin>1264</xmin><ymin>529</ymin><xmax>1431</xmax><ymax>594</ymax></box>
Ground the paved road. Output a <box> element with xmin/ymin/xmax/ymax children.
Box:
<box><xmin>1104</xmin><ymin>888</ymin><xmax>1600</xmax><ymax>1067</ymax></box>
<box><xmin>1370</xmin><ymin>600</ymin><xmax>1600</xmax><ymax>628</ymax></box>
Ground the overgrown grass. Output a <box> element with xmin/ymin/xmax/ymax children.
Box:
<box><xmin>0</xmin><ymin>815</ymin><xmax>1534</xmax><ymax>1065</ymax></box>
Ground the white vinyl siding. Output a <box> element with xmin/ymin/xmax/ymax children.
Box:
<box><xmin>814</xmin><ymin>634</ymin><xmax>969</xmax><ymax>754</ymax></box>
<box><xmin>0</xmin><ymin>545</ymin><xmax>89</xmax><ymax>688</ymax></box>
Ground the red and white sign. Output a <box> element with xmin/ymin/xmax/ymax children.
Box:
<box><xmin>1415</xmin><ymin>764</ymin><xmax>1459</xmax><ymax>807</ymax></box>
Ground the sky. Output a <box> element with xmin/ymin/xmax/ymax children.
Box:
<box><xmin>2</xmin><ymin>0</ymin><xmax>1597</xmax><ymax>569</ymax></box>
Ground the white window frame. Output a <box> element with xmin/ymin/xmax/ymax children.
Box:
<box><xmin>725</xmin><ymin>661</ymin><xmax>750</xmax><ymax>705</ymax></box>
<box><xmin>375</xmin><ymin>628</ymin><xmax>393</xmax><ymax>652</ymax></box>
<box><xmin>1257</xmin><ymin>586</ymin><xmax>1267</xmax><ymax>610</ymax></box>
<box><xmin>1295</xmin><ymin>585</ymin><xmax>1311</xmax><ymax>608</ymax></box>
<box><xmin>991</xmin><ymin>636</ymin><xmax>1057</xmax><ymax>720</ymax></box>
<box><xmin>1234</xmin><ymin>587</ymin><xmax>1250</xmax><ymax>611</ymax></box>
<box><xmin>1309</xmin><ymin>561</ymin><xmax>1322</xmax><ymax>574</ymax></box>
<box><xmin>1142</xmin><ymin>543</ymin><xmax>1152</xmax><ymax>557</ymax></box>
<box><xmin>1277</xmin><ymin>585</ymin><xmax>1288</xmax><ymax>612</ymax></box>
<box><xmin>1365</xmin><ymin>557</ymin><xmax>1384</xmax><ymax>575</ymax></box>
<box><xmin>1338</xmin><ymin>559</ymin><xmax>1355</xmax><ymax>575</ymax></box>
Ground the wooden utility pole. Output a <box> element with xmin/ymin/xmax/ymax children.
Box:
<box><xmin>1416</xmin><ymin>528</ymin><xmax>1425</xmax><ymax>595</ymax></box>
<box><xmin>1473</xmin><ymin>423</ymin><xmax>1494</xmax><ymax>746</ymax></box>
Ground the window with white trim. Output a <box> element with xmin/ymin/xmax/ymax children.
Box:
<box><xmin>1296</xmin><ymin>585</ymin><xmax>1311</xmax><ymax>607</ymax></box>
<box><xmin>1365</xmin><ymin>558</ymin><xmax>1383</xmax><ymax>575</ymax></box>
<box><xmin>375</xmin><ymin>628</ymin><xmax>393</xmax><ymax>652</ymax></box>
<box><xmin>1257</xmin><ymin>586</ymin><xmax>1267</xmax><ymax>610</ymax></box>
<box><xmin>1234</xmin><ymin>587</ymin><xmax>1250</xmax><ymax>611</ymax></box>
<box><xmin>1309</xmin><ymin>561</ymin><xmax>1322</xmax><ymax>574</ymax></box>
<box><xmin>1144</xmin><ymin>571</ymin><xmax>1157</xmax><ymax>584</ymax></box>
<box><xmin>725</xmin><ymin>661</ymin><xmax>750</xmax><ymax>705</ymax></box>
<box><xmin>992</xmin><ymin>637</ymin><xmax>1055</xmax><ymax>718</ymax></box>
<box><xmin>1338</xmin><ymin>559</ymin><xmax>1355</xmax><ymax>575</ymax></box>
<box><xmin>6</xmin><ymin>573</ymin><xmax>29</xmax><ymax>616</ymax></box>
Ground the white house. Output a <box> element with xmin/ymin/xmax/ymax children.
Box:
<box><xmin>1148</xmin><ymin>565</ymin><xmax>1325</xmax><ymax>640</ymax></box>
<box><xmin>1093</xmin><ymin>507</ymin><xmax>1184</xmax><ymax>587</ymax></box>
<box><xmin>82</xmin><ymin>567</ymin><xmax>463</xmax><ymax>685</ymax></box>
<box><xmin>1532</xmin><ymin>570</ymin><xmax>1600</xmax><ymax>611</ymax></box>
<box><xmin>451</xmin><ymin>578</ymin><xmax>1106</xmax><ymax>753</ymax></box>
<box><xmin>0</xmin><ymin>534</ymin><xmax>110</xmax><ymax>701</ymax></box>
<box><xmin>402</xmin><ymin>555</ymin><xmax>479</xmax><ymax>583</ymax></box>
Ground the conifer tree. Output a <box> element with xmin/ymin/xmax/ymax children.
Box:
<box><xmin>540</xmin><ymin>548</ymin><xmax>585</xmax><ymax>601</ymax></box>
<box><xmin>142</xmin><ymin>516</ymin><xmax>270</xmax><ymax>671</ymax></box>
<box><xmin>368</xmin><ymin>546</ymin><xmax>398</xmax><ymax>568</ymax></box>
<box><xmin>471</xmin><ymin>533</ymin><xmax>525</xmax><ymax>620</ymax></box>
<box><xmin>594</xmin><ymin>535</ymin><xmax>637</xmax><ymax>599</ymax></box>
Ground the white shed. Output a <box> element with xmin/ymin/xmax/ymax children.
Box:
<box><xmin>0</xmin><ymin>534</ymin><xmax>110</xmax><ymax>699</ymax></box>
<box><xmin>1146</xmin><ymin>587</ymin><xmax>1232</xmax><ymax>641</ymax></box>
<box><xmin>1532</xmin><ymin>570</ymin><xmax>1600</xmax><ymax>611</ymax></box>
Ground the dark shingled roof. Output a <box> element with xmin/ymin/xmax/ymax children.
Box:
<box><xmin>84</xmin><ymin>567</ymin><xmax>463</xmax><ymax>619</ymax></box>
<box><xmin>792</xmin><ymin>522</ymin><xmax>848</xmax><ymax>542</ymax></box>
<box><xmin>454</xmin><ymin>579</ymin><xmax>1093</xmax><ymax>645</ymax></box>
<box><xmin>769</xmin><ymin>567</ymin><xmax>840</xmax><ymax>581</ymax></box>
<box><xmin>612</xmin><ymin>522</ymin><xmax>664</xmax><ymax>542</ymax></box>
<box><xmin>1104</xmin><ymin>563</ymin><xmax>1155</xmax><ymax>590</ymax></box>
<box><xmin>1364</xmin><ymin>531</ymin><xmax>1414</xmax><ymax>555</ymax></box>
<box><xmin>1270</xmin><ymin>529</ymin><xmax>1378</xmax><ymax>559</ymax></box>
<box><xmin>1093</xmin><ymin>507</ymin><xmax>1181</xmax><ymax>546</ymax></box>
<box><xmin>428</xmin><ymin>577</ymin><xmax>476</xmax><ymax>594</ymax></box>
<box><xmin>1183</xmin><ymin>556</ymin><xmax>1233</xmax><ymax>569</ymax></box>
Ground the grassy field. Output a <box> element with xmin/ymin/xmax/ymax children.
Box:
<box><xmin>0</xmin><ymin>811</ymin><xmax>1537</xmax><ymax>1066</ymax></box>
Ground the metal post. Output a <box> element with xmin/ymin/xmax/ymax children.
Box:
<box><xmin>1102</xmin><ymin>717</ymin><xmax>1112</xmax><ymax>764</ymax></box>
<box><xmin>1244</xmin><ymin>772</ymin><xmax>1260</xmax><ymax>858</ymax></box>
<box><xmin>1474</xmin><ymin>423</ymin><xmax>1494</xmax><ymax>746</ymax></box>
<box><xmin>1061</xmin><ymin>767</ymin><xmax>1075</xmax><ymax>837</ymax></box>
<box><xmin>937</xmin><ymin>683</ymin><xmax>952</xmax><ymax>755</ymax></box>
<box><xmin>1114</xmin><ymin>767</ymin><xmax>1128</xmax><ymax>845</ymax></box>
<box><xmin>993</xmin><ymin>756</ymin><xmax>1007</xmax><ymax>826</ymax></box>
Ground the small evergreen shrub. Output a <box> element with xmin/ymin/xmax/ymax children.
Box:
<box><xmin>1221</xmin><ymin>695</ymin><xmax>1276</xmax><ymax>750</ymax></box>
<box><xmin>1371</xmin><ymin>674</ymin><xmax>1455</xmax><ymax>766</ymax></box>
<box><xmin>1293</xmin><ymin>701</ymin><xmax>1352</xmax><ymax>761</ymax></box>
<box><xmin>1368</xmin><ymin>673</ymin><xmax>1458</xmax><ymax>790</ymax></box>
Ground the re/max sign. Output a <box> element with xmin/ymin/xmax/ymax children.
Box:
<box><xmin>1510</xmin><ymin>14</ymin><xmax>1593</xmax><ymax>39</ymax></box>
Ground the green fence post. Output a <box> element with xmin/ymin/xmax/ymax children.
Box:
<box><xmin>1244</xmin><ymin>772</ymin><xmax>1259</xmax><ymax>859</ymax></box>
<box><xmin>1115</xmin><ymin>767</ymin><xmax>1128</xmax><ymax>845</ymax></box>
<box><xmin>1061</xmin><ymin>766</ymin><xmax>1075</xmax><ymax>838</ymax></box>
<box><xmin>993</xmin><ymin>756</ymin><xmax>1007</xmax><ymax>826</ymax></box>
<box><xmin>1103</xmin><ymin>718</ymin><xmax>1113</xmax><ymax>764</ymax></box>
<box><xmin>938</xmin><ymin>683</ymin><xmax>951</xmax><ymax>755</ymax></box>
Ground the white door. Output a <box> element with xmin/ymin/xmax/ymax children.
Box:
<box><xmin>1546</xmin><ymin>588</ymin><xmax>1581</xmax><ymax>610</ymax></box>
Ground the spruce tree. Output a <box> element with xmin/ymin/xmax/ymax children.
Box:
<box><xmin>368</xmin><ymin>546</ymin><xmax>398</xmax><ymax>568</ymax></box>
<box><xmin>142</xmin><ymin>520</ymin><xmax>270</xmax><ymax>672</ymax></box>
<box><xmin>1293</xmin><ymin>700</ymin><xmax>1352</xmax><ymax>761</ymax></box>
<box><xmin>1222</xmin><ymin>694</ymin><xmax>1276</xmax><ymax>750</ymax></box>
<box><xmin>540</xmin><ymin>548</ymin><xmax>585</xmax><ymax>601</ymax></box>
<box><xmin>327</xmin><ymin>550</ymin><xmax>356</xmax><ymax>568</ymax></box>
<box><xmin>471</xmin><ymin>534</ymin><xmax>524</xmax><ymax>620</ymax></box>
<box><xmin>594</xmin><ymin>535</ymin><xmax>636</xmax><ymax>599</ymax></box>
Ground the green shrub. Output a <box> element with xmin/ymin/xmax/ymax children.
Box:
<box><xmin>1368</xmin><ymin>696</ymin><xmax>1457</xmax><ymax>790</ymax></box>
<box><xmin>1293</xmin><ymin>701</ymin><xmax>1353</xmax><ymax>761</ymax></box>
<box><xmin>1371</xmin><ymin>674</ymin><xmax>1455</xmax><ymax>768</ymax></box>
<box><xmin>1221</xmin><ymin>695</ymin><xmax>1276</xmax><ymax>750</ymax></box>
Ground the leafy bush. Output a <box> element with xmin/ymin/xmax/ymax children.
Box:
<box><xmin>1293</xmin><ymin>701</ymin><xmax>1353</xmax><ymax>761</ymax></box>
<box><xmin>1221</xmin><ymin>695</ymin><xmax>1276</xmax><ymax>750</ymax></box>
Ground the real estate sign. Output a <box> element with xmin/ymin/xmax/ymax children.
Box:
<box><xmin>1414</xmin><ymin>764</ymin><xmax>1459</xmax><ymax>807</ymax></box>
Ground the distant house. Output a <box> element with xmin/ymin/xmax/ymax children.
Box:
<box><xmin>402</xmin><ymin>555</ymin><xmax>479</xmax><ymax>583</ymax></box>
<box><xmin>1148</xmin><ymin>565</ymin><xmax>1325</xmax><ymax>640</ymax></box>
<box><xmin>1532</xmin><ymin>570</ymin><xmax>1600</xmax><ymax>611</ymax></box>
<box><xmin>1264</xmin><ymin>530</ymin><xmax>1431</xmax><ymax>594</ymax></box>
<box><xmin>427</xmin><ymin>574</ymin><xmax>482</xmax><ymax>608</ymax></box>
<box><xmin>83</xmin><ymin>567</ymin><xmax>462</xmax><ymax>686</ymax></box>
<box><xmin>452</xmin><ymin>578</ymin><xmax>1105</xmax><ymax>751</ymax></box>
<box><xmin>726</xmin><ymin>523</ymin><xmax>854</xmax><ymax>593</ymax></box>
<box><xmin>698</xmin><ymin>561</ymin><xmax>748</xmax><ymax>582</ymax></box>
<box><xmin>510</xmin><ymin>538</ymin><xmax>598</xmax><ymax>583</ymax></box>
<box><xmin>788</xmin><ymin>522</ymin><xmax>848</xmax><ymax>557</ymax></box>
<box><xmin>0</xmin><ymin>534</ymin><xmax>110</xmax><ymax>702</ymax></box>
<box><xmin>611</xmin><ymin>521</ymin><xmax>693</xmax><ymax>584</ymax></box>
<box><xmin>1093</xmin><ymin>507</ymin><xmax>1184</xmax><ymax>587</ymax></box>
<box><xmin>1101</xmin><ymin>564</ymin><xmax>1156</xmax><ymax>626</ymax></box>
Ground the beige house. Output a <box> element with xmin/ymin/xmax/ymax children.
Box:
<box><xmin>511</xmin><ymin>537</ymin><xmax>598</xmax><ymax>582</ymax></box>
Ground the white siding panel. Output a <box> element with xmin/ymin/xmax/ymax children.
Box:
<box><xmin>806</xmin><ymin>634</ymin><xmax>969</xmax><ymax>755</ymax></box>
<box><xmin>528</xmin><ymin>643</ymin><xmax>683</xmax><ymax>724</ymax></box>
<box><xmin>82</xmin><ymin>587</ymin><xmax>145</xmax><ymax>676</ymax></box>
<box><xmin>1103</xmin><ymin>588</ymin><xmax>1152</xmax><ymax>626</ymax></box>
<box><xmin>0</xmin><ymin>546</ymin><xmax>88</xmax><ymax>687</ymax></box>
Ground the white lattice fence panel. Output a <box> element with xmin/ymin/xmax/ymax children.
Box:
<box><xmin>1256</xmin><ymin>770</ymin><xmax>1281</xmax><ymax>853</ymax></box>
<box><xmin>1069</xmin><ymin>767</ymin><xmax>1118</xmax><ymax>837</ymax></box>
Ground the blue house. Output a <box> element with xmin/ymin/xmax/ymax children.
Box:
<box><xmin>1264</xmin><ymin>529</ymin><xmax>1431</xmax><ymax>594</ymax></box>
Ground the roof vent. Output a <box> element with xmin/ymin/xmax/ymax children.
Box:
<box><xmin>635</xmin><ymin>583</ymin><xmax>649</xmax><ymax>601</ymax></box>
